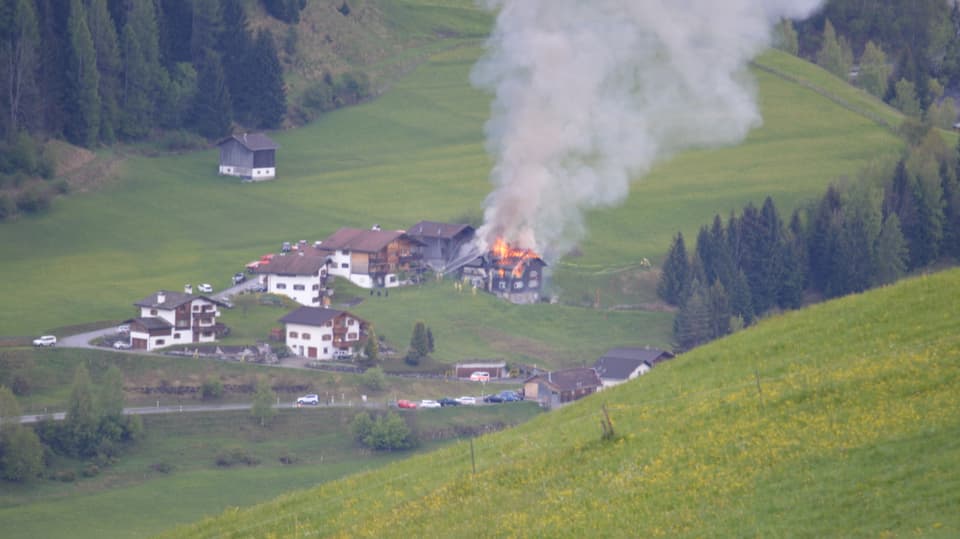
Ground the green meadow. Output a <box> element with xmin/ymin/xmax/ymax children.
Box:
<box><xmin>0</xmin><ymin>44</ymin><xmax>905</xmax><ymax>359</ymax></box>
<box><xmin>166</xmin><ymin>268</ymin><xmax>960</xmax><ymax>538</ymax></box>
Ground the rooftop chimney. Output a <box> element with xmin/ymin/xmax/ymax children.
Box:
<box><xmin>157</xmin><ymin>291</ymin><xmax>166</xmax><ymax>304</ymax></box>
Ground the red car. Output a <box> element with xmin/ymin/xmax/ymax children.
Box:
<box><xmin>397</xmin><ymin>399</ymin><xmax>417</xmax><ymax>409</ymax></box>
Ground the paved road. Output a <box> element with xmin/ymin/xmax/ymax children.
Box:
<box><xmin>17</xmin><ymin>400</ymin><xmax>382</xmax><ymax>424</ymax></box>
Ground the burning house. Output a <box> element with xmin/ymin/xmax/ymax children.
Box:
<box><xmin>459</xmin><ymin>239</ymin><xmax>546</xmax><ymax>304</ymax></box>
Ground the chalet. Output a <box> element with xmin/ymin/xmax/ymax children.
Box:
<box><xmin>406</xmin><ymin>221</ymin><xmax>476</xmax><ymax>271</ymax></box>
<box><xmin>461</xmin><ymin>253</ymin><xmax>547</xmax><ymax>304</ymax></box>
<box><xmin>592</xmin><ymin>347</ymin><xmax>675</xmax><ymax>388</ymax></box>
<box><xmin>254</xmin><ymin>254</ymin><xmax>329</xmax><ymax>306</ymax></box>
<box><xmin>313</xmin><ymin>227</ymin><xmax>423</xmax><ymax>289</ymax></box>
<box><xmin>279</xmin><ymin>306</ymin><xmax>368</xmax><ymax>360</ymax></box>
<box><xmin>455</xmin><ymin>361</ymin><xmax>508</xmax><ymax>380</ymax></box>
<box><xmin>217</xmin><ymin>133</ymin><xmax>279</xmax><ymax>180</ymax></box>
<box><xmin>127</xmin><ymin>291</ymin><xmax>229</xmax><ymax>351</ymax></box>
<box><xmin>523</xmin><ymin>367</ymin><xmax>602</xmax><ymax>408</ymax></box>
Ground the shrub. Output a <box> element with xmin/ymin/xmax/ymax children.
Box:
<box><xmin>150</xmin><ymin>461</ymin><xmax>174</xmax><ymax>473</ymax></box>
<box><xmin>55</xmin><ymin>470</ymin><xmax>76</xmax><ymax>482</ymax></box>
<box><xmin>82</xmin><ymin>463</ymin><xmax>100</xmax><ymax>477</ymax></box>
<box><xmin>201</xmin><ymin>378</ymin><xmax>224</xmax><ymax>400</ymax></box>
<box><xmin>0</xmin><ymin>193</ymin><xmax>15</xmax><ymax>220</ymax></box>
<box><xmin>15</xmin><ymin>184</ymin><xmax>52</xmax><ymax>214</ymax></box>
<box><xmin>278</xmin><ymin>452</ymin><xmax>299</xmax><ymax>465</ymax></box>
<box><xmin>52</xmin><ymin>179</ymin><xmax>69</xmax><ymax>194</ymax></box>
<box><xmin>359</xmin><ymin>367</ymin><xmax>386</xmax><ymax>391</ymax></box>
<box><xmin>215</xmin><ymin>447</ymin><xmax>261</xmax><ymax>467</ymax></box>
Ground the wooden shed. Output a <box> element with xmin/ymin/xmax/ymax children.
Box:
<box><xmin>217</xmin><ymin>133</ymin><xmax>279</xmax><ymax>181</ymax></box>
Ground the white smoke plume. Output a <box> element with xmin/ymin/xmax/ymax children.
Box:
<box><xmin>471</xmin><ymin>0</ymin><xmax>823</xmax><ymax>259</ymax></box>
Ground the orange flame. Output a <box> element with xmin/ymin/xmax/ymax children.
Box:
<box><xmin>490</xmin><ymin>238</ymin><xmax>539</xmax><ymax>279</ymax></box>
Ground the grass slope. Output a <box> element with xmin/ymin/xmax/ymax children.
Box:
<box><xmin>166</xmin><ymin>268</ymin><xmax>960</xmax><ymax>538</ymax></box>
<box><xmin>0</xmin><ymin>44</ymin><xmax>903</xmax><ymax>360</ymax></box>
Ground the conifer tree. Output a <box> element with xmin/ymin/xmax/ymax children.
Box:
<box><xmin>657</xmin><ymin>232</ymin><xmax>689</xmax><ymax>306</ymax></box>
<box><xmin>816</xmin><ymin>19</ymin><xmax>853</xmax><ymax>80</ymax></box>
<box><xmin>86</xmin><ymin>0</ymin><xmax>121</xmax><ymax>142</ymax></box>
<box><xmin>874</xmin><ymin>213</ymin><xmax>908</xmax><ymax>286</ymax></box>
<box><xmin>219</xmin><ymin>0</ymin><xmax>252</xmax><ymax>121</ymax></box>
<box><xmin>65</xmin><ymin>362</ymin><xmax>99</xmax><ymax>456</ymax></box>
<box><xmin>119</xmin><ymin>0</ymin><xmax>166</xmax><ymax>139</ymax></box>
<box><xmin>858</xmin><ymin>41</ymin><xmax>890</xmax><ymax>99</ymax></box>
<box><xmin>65</xmin><ymin>0</ymin><xmax>100</xmax><ymax>147</ymax></box>
<box><xmin>191</xmin><ymin>48</ymin><xmax>231</xmax><ymax>139</ymax></box>
<box><xmin>248</xmin><ymin>29</ymin><xmax>286</xmax><ymax>128</ymax></box>
<box><xmin>250</xmin><ymin>377</ymin><xmax>276</xmax><ymax>427</ymax></box>
<box><xmin>1</xmin><ymin>0</ymin><xmax>40</xmax><ymax>135</ymax></box>
<box><xmin>673</xmin><ymin>279</ymin><xmax>710</xmax><ymax>352</ymax></box>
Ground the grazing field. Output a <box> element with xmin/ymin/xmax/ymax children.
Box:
<box><xmin>165</xmin><ymin>268</ymin><xmax>960</xmax><ymax>538</ymax></box>
<box><xmin>0</xmin><ymin>405</ymin><xmax>541</xmax><ymax>539</ymax></box>
<box><xmin>0</xmin><ymin>45</ymin><xmax>904</xmax><ymax>355</ymax></box>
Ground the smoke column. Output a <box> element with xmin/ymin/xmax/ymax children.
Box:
<box><xmin>471</xmin><ymin>0</ymin><xmax>822</xmax><ymax>259</ymax></box>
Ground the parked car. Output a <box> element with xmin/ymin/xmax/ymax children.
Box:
<box><xmin>397</xmin><ymin>399</ymin><xmax>417</xmax><ymax>409</ymax></box>
<box><xmin>438</xmin><ymin>397</ymin><xmax>461</xmax><ymax>407</ymax></box>
<box><xmin>499</xmin><ymin>391</ymin><xmax>521</xmax><ymax>402</ymax></box>
<box><xmin>113</xmin><ymin>340</ymin><xmax>131</xmax><ymax>350</ymax></box>
<box><xmin>32</xmin><ymin>335</ymin><xmax>57</xmax><ymax>347</ymax></box>
<box><xmin>198</xmin><ymin>283</ymin><xmax>214</xmax><ymax>293</ymax></box>
<box><xmin>232</xmin><ymin>272</ymin><xmax>246</xmax><ymax>285</ymax></box>
<box><xmin>296</xmin><ymin>394</ymin><xmax>320</xmax><ymax>406</ymax></box>
<box><xmin>116</xmin><ymin>324</ymin><xmax>130</xmax><ymax>334</ymax></box>
<box><xmin>469</xmin><ymin>371</ymin><xmax>490</xmax><ymax>382</ymax></box>
<box><xmin>483</xmin><ymin>394</ymin><xmax>504</xmax><ymax>403</ymax></box>
<box><xmin>455</xmin><ymin>396</ymin><xmax>477</xmax><ymax>405</ymax></box>
<box><xmin>419</xmin><ymin>399</ymin><xmax>441</xmax><ymax>409</ymax></box>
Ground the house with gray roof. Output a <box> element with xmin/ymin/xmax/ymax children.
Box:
<box><xmin>592</xmin><ymin>347</ymin><xmax>675</xmax><ymax>388</ymax></box>
<box><xmin>312</xmin><ymin>226</ymin><xmax>424</xmax><ymax>289</ymax></box>
<box><xmin>522</xmin><ymin>367</ymin><xmax>602</xmax><ymax>408</ymax></box>
<box><xmin>217</xmin><ymin>133</ymin><xmax>279</xmax><ymax>180</ymax></box>
<box><xmin>278</xmin><ymin>306</ymin><xmax>368</xmax><ymax>360</ymax></box>
<box><xmin>406</xmin><ymin>220</ymin><xmax>476</xmax><ymax>271</ymax></box>
<box><xmin>254</xmin><ymin>254</ymin><xmax>329</xmax><ymax>306</ymax></box>
<box><xmin>125</xmin><ymin>290</ymin><xmax>229</xmax><ymax>351</ymax></box>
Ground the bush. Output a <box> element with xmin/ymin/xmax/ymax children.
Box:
<box><xmin>215</xmin><ymin>447</ymin><xmax>261</xmax><ymax>467</ymax></box>
<box><xmin>150</xmin><ymin>461</ymin><xmax>174</xmax><ymax>473</ymax></box>
<box><xmin>278</xmin><ymin>452</ymin><xmax>299</xmax><ymax>465</ymax></box>
<box><xmin>15</xmin><ymin>184</ymin><xmax>52</xmax><ymax>214</ymax></box>
<box><xmin>201</xmin><ymin>378</ymin><xmax>224</xmax><ymax>400</ymax></box>
<box><xmin>55</xmin><ymin>470</ymin><xmax>76</xmax><ymax>482</ymax></box>
<box><xmin>52</xmin><ymin>179</ymin><xmax>69</xmax><ymax>194</ymax></box>
<box><xmin>359</xmin><ymin>367</ymin><xmax>386</xmax><ymax>391</ymax></box>
<box><xmin>0</xmin><ymin>193</ymin><xmax>15</xmax><ymax>221</ymax></box>
<box><xmin>82</xmin><ymin>463</ymin><xmax>100</xmax><ymax>477</ymax></box>
<box><xmin>158</xmin><ymin>130</ymin><xmax>207</xmax><ymax>152</ymax></box>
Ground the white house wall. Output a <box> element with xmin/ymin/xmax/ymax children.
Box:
<box><xmin>284</xmin><ymin>321</ymin><xmax>336</xmax><ymax>359</ymax></box>
<box><xmin>327</xmin><ymin>251</ymin><xmax>351</xmax><ymax>278</ymax></box>
<box><xmin>266</xmin><ymin>273</ymin><xmax>323</xmax><ymax>306</ymax></box>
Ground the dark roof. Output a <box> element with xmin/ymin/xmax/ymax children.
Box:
<box><xmin>598</xmin><ymin>347</ymin><xmax>673</xmax><ymax>366</ymax></box>
<box><xmin>254</xmin><ymin>254</ymin><xmax>327</xmax><ymax>275</ymax></box>
<box><xmin>279</xmin><ymin>306</ymin><xmax>363</xmax><ymax>327</ymax></box>
<box><xmin>526</xmin><ymin>367</ymin><xmax>602</xmax><ymax>392</ymax></box>
<box><xmin>407</xmin><ymin>221</ymin><xmax>475</xmax><ymax>240</ymax></box>
<box><xmin>134</xmin><ymin>290</ymin><xmax>228</xmax><ymax>310</ymax></box>
<box><xmin>217</xmin><ymin>133</ymin><xmax>279</xmax><ymax>152</ymax></box>
<box><xmin>133</xmin><ymin>317</ymin><xmax>173</xmax><ymax>330</ymax></box>
<box><xmin>315</xmin><ymin>228</ymin><xmax>417</xmax><ymax>254</ymax></box>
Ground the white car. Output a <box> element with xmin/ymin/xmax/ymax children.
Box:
<box><xmin>296</xmin><ymin>394</ymin><xmax>320</xmax><ymax>406</ymax></box>
<box><xmin>419</xmin><ymin>399</ymin><xmax>442</xmax><ymax>409</ymax></box>
<box><xmin>469</xmin><ymin>371</ymin><xmax>490</xmax><ymax>382</ymax></box>
<box><xmin>32</xmin><ymin>335</ymin><xmax>57</xmax><ymax>347</ymax></box>
<box><xmin>116</xmin><ymin>324</ymin><xmax>130</xmax><ymax>334</ymax></box>
<box><xmin>455</xmin><ymin>396</ymin><xmax>477</xmax><ymax>405</ymax></box>
<box><xmin>197</xmin><ymin>283</ymin><xmax>213</xmax><ymax>293</ymax></box>
<box><xmin>113</xmin><ymin>340</ymin><xmax>132</xmax><ymax>350</ymax></box>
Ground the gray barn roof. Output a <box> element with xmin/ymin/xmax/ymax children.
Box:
<box><xmin>593</xmin><ymin>347</ymin><xmax>674</xmax><ymax>380</ymax></box>
<box><xmin>218</xmin><ymin>133</ymin><xmax>279</xmax><ymax>152</ymax></box>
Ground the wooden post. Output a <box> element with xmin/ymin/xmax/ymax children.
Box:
<box><xmin>470</xmin><ymin>438</ymin><xmax>476</xmax><ymax>475</ymax></box>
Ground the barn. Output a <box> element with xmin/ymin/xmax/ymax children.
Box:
<box><xmin>217</xmin><ymin>133</ymin><xmax>279</xmax><ymax>180</ymax></box>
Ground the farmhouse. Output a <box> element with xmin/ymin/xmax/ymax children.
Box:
<box><xmin>406</xmin><ymin>220</ymin><xmax>476</xmax><ymax>271</ymax></box>
<box><xmin>279</xmin><ymin>306</ymin><xmax>368</xmax><ymax>360</ymax></box>
<box><xmin>592</xmin><ymin>347</ymin><xmax>675</xmax><ymax>388</ymax></box>
<box><xmin>523</xmin><ymin>367</ymin><xmax>602</xmax><ymax>408</ymax></box>
<box><xmin>217</xmin><ymin>133</ymin><xmax>279</xmax><ymax>180</ymax></box>
<box><xmin>127</xmin><ymin>291</ymin><xmax>229</xmax><ymax>351</ymax></box>
<box><xmin>254</xmin><ymin>254</ymin><xmax>329</xmax><ymax>306</ymax></box>
<box><xmin>461</xmin><ymin>252</ymin><xmax>547</xmax><ymax>304</ymax></box>
<box><xmin>313</xmin><ymin>227</ymin><xmax>424</xmax><ymax>289</ymax></box>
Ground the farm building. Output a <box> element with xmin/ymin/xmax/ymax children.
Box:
<box><xmin>217</xmin><ymin>133</ymin><xmax>279</xmax><ymax>180</ymax></box>
<box><xmin>592</xmin><ymin>347</ymin><xmax>675</xmax><ymax>388</ymax></box>
<box><xmin>460</xmin><ymin>251</ymin><xmax>547</xmax><ymax>304</ymax></box>
<box><xmin>406</xmin><ymin>220</ymin><xmax>476</xmax><ymax>271</ymax></box>
<box><xmin>523</xmin><ymin>367</ymin><xmax>602</xmax><ymax>408</ymax></box>
<box><xmin>313</xmin><ymin>226</ymin><xmax>424</xmax><ymax>289</ymax></box>
<box><xmin>279</xmin><ymin>306</ymin><xmax>368</xmax><ymax>360</ymax></box>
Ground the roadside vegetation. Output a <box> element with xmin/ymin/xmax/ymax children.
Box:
<box><xmin>165</xmin><ymin>268</ymin><xmax>960</xmax><ymax>538</ymax></box>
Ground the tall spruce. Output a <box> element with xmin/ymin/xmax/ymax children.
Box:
<box><xmin>191</xmin><ymin>48</ymin><xmax>231</xmax><ymax>139</ymax></box>
<box><xmin>65</xmin><ymin>0</ymin><xmax>100</xmax><ymax>147</ymax></box>
<box><xmin>119</xmin><ymin>0</ymin><xmax>165</xmax><ymax>139</ymax></box>
<box><xmin>157</xmin><ymin>0</ymin><xmax>193</xmax><ymax>66</ymax></box>
<box><xmin>33</xmin><ymin>0</ymin><xmax>68</xmax><ymax>134</ymax></box>
<box><xmin>190</xmin><ymin>0</ymin><xmax>221</xmax><ymax>65</ymax></box>
<box><xmin>706</xmin><ymin>279</ymin><xmax>731</xmax><ymax>340</ymax></box>
<box><xmin>86</xmin><ymin>0</ymin><xmax>121</xmax><ymax>143</ymax></box>
<box><xmin>816</xmin><ymin>19</ymin><xmax>853</xmax><ymax>80</ymax></box>
<box><xmin>874</xmin><ymin>213</ymin><xmax>908</xmax><ymax>286</ymax></box>
<box><xmin>248</xmin><ymin>29</ymin><xmax>286</xmax><ymax>128</ymax></box>
<box><xmin>657</xmin><ymin>232</ymin><xmax>689</xmax><ymax>306</ymax></box>
<box><xmin>904</xmin><ymin>140</ymin><xmax>946</xmax><ymax>267</ymax></box>
<box><xmin>219</xmin><ymin>0</ymin><xmax>252</xmax><ymax>121</ymax></box>
<box><xmin>779</xmin><ymin>211</ymin><xmax>806</xmax><ymax>309</ymax></box>
<box><xmin>858</xmin><ymin>41</ymin><xmax>890</xmax><ymax>99</ymax></box>
<box><xmin>1</xmin><ymin>0</ymin><xmax>40</xmax><ymax>135</ymax></box>
<box><xmin>808</xmin><ymin>184</ymin><xmax>843</xmax><ymax>293</ymax></box>
<box><xmin>673</xmin><ymin>278</ymin><xmax>710</xmax><ymax>352</ymax></box>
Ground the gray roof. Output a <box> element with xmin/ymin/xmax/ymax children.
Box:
<box><xmin>315</xmin><ymin>228</ymin><xmax>423</xmax><ymax>254</ymax></box>
<box><xmin>255</xmin><ymin>255</ymin><xmax>327</xmax><ymax>275</ymax></box>
<box><xmin>279</xmin><ymin>306</ymin><xmax>363</xmax><ymax>327</ymax></box>
<box><xmin>407</xmin><ymin>221</ymin><xmax>475</xmax><ymax>240</ymax></box>
<box><xmin>593</xmin><ymin>347</ymin><xmax>674</xmax><ymax>380</ymax></box>
<box><xmin>133</xmin><ymin>317</ymin><xmax>173</xmax><ymax>330</ymax></box>
<box><xmin>218</xmin><ymin>133</ymin><xmax>279</xmax><ymax>151</ymax></box>
<box><xmin>134</xmin><ymin>290</ymin><xmax>227</xmax><ymax>309</ymax></box>
<box><xmin>526</xmin><ymin>367</ymin><xmax>602</xmax><ymax>392</ymax></box>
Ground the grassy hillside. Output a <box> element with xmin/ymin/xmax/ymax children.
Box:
<box><xmin>0</xmin><ymin>43</ymin><xmax>903</xmax><ymax>362</ymax></box>
<box><xmin>165</xmin><ymin>268</ymin><xmax>960</xmax><ymax>538</ymax></box>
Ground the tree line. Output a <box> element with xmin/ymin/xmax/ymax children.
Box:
<box><xmin>659</xmin><ymin>122</ymin><xmax>960</xmax><ymax>352</ymax></box>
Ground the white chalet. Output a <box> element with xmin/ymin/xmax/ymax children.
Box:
<box><xmin>128</xmin><ymin>291</ymin><xmax>228</xmax><ymax>351</ymax></box>
<box><xmin>254</xmin><ymin>254</ymin><xmax>328</xmax><ymax>306</ymax></box>
<box><xmin>278</xmin><ymin>306</ymin><xmax>368</xmax><ymax>360</ymax></box>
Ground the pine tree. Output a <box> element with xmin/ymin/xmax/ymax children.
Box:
<box><xmin>893</xmin><ymin>78</ymin><xmax>922</xmax><ymax>118</ymax></box>
<box><xmin>1</xmin><ymin>0</ymin><xmax>40</xmax><ymax>135</ymax></box>
<box><xmin>119</xmin><ymin>0</ymin><xmax>166</xmax><ymax>139</ymax></box>
<box><xmin>407</xmin><ymin>321</ymin><xmax>429</xmax><ymax>364</ymax></box>
<box><xmin>219</xmin><ymin>0</ymin><xmax>252</xmax><ymax>121</ymax></box>
<box><xmin>774</xmin><ymin>18</ymin><xmax>798</xmax><ymax>55</ymax></box>
<box><xmin>858</xmin><ymin>41</ymin><xmax>890</xmax><ymax>99</ymax></box>
<box><xmin>191</xmin><ymin>48</ymin><xmax>231</xmax><ymax>139</ymax></box>
<box><xmin>248</xmin><ymin>29</ymin><xmax>286</xmax><ymax>128</ymax></box>
<box><xmin>779</xmin><ymin>212</ymin><xmax>807</xmax><ymax>309</ymax></box>
<box><xmin>65</xmin><ymin>0</ymin><xmax>100</xmax><ymax>147</ymax></box>
<box><xmin>809</xmin><ymin>185</ymin><xmax>843</xmax><ymax>293</ymax></box>
<box><xmin>190</xmin><ymin>0</ymin><xmax>221</xmax><ymax>66</ymax></box>
<box><xmin>361</xmin><ymin>326</ymin><xmax>380</xmax><ymax>368</ymax></box>
<box><xmin>657</xmin><ymin>232</ymin><xmax>689</xmax><ymax>306</ymax></box>
<box><xmin>706</xmin><ymin>279</ymin><xmax>731</xmax><ymax>340</ymax></box>
<box><xmin>65</xmin><ymin>362</ymin><xmax>99</xmax><ymax>456</ymax></box>
<box><xmin>874</xmin><ymin>213</ymin><xmax>908</xmax><ymax>286</ymax></box>
<box><xmin>85</xmin><ymin>0</ymin><xmax>121</xmax><ymax>143</ymax></box>
<box><xmin>673</xmin><ymin>279</ymin><xmax>710</xmax><ymax>352</ymax></box>
<box><xmin>250</xmin><ymin>377</ymin><xmax>276</xmax><ymax>427</ymax></box>
<box><xmin>816</xmin><ymin>19</ymin><xmax>853</xmax><ymax>80</ymax></box>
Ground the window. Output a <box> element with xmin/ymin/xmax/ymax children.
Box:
<box><xmin>341</xmin><ymin>250</ymin><xmax>350</xmax><ymax>255</ymax></box>
<box><xmin>312</xmin><ymin>284</ymin><xmax>320</xmax><ymax>290</ymax></box>
<box><xmin>348</xmin><ymin>319</ymin><xmax>355</xmax><ymax>325</ymax></box>
<box><xmin>174</xmin><ymin>333</ymin><xmax>181</xmax><ymax>339</ymax></box>
<box><xmin>155</xmin><ymin>339</ymin><xmax>165</xmax><ymax>346</ymax></box>
<box><xmin>341</xmin><ymin>263</ymin><xmax>348</xmax><ymax>268</ymax></box>
<box><xmin>498</xmin><ymin>281</ymin><xmax>507</xmax><ymax>290</ymax></box>
<box><xmin>530</xmin><ymin>270</ymin><xmax>538</xmax><ymax>278</ymax></box>
<box><xmin>347</xmin><ymin>332</ymin><xmax>357</xmax><ymax>340</ymax></box>
<box><xmin>150</xmin><ymin>309</ymin><xmax>158</xmax><ymax>315</ymax></box>
<box><xmin>322</xmin><ymin>334</ymin><xmax>332</xmax><ymax>341</ymax></box>
<box><xmin>302</xmin><ymin>333</ymin><xmax>311</xmax><ymax>340</ymax></box>
<box><xmin>276</xmin><ymin>283</ymin><xmax>287</xmax><ymax>289</ymax></box>
<box><xmin>293</xmin><ymin>284</ymin><xmax>305</xmax><ymax>291</ymax></box>
<box><xmin>528</xmin><ymin>280</ymin><xmax>539</xmax><ymax>288</ymax></box>
<box><xmin>325</xmin><ymin>321</ymin><xmax>333</xmax><ymax>327</ymax></box>
<box><xmin>389</xmin><ymin>275</ymin><xmax>397</xmax><ymax>283</ymax></box>
<box><xmin>312</xmin><ymin>297</ymin><xmax>320</xmax><ymax>303</ymax></box>
<box><xmin>289</xmin><ymin>331</ymin><xmax>298</xmax><ymax>338</ymax></box>
<box><xmin>193</xmin><ymin>305</ymin><xmax>200</xmax><ymax>312</ymax></box>
<box><xmin>202</xmin><ymin>331</ymin><xmax>212</xmax><ymax>337</ymax></box>
<box><xmin>514</xmin><ymin>281</ymin><xmax>524</xmax><ymax>289</ymax></box>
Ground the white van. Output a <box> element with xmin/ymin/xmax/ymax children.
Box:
<box><xmin>469</xmin><ymin>371</ymin><xmax>490</xmax><ymax>382</ymax></box>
